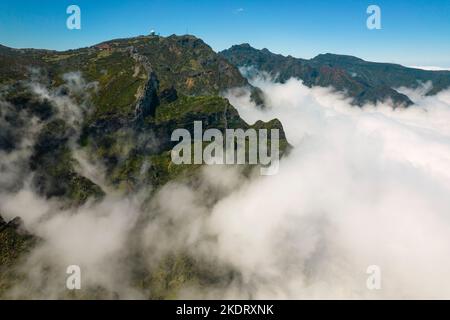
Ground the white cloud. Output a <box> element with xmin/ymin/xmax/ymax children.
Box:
<box><xmin>408</xmin><ymin>66</ymin><xmax>450</xmax><ymax>71</ymax></box>
<box><xmin>3</xmin><ymin>71</ymin><xmax>450</xmax><ymax>299</ymax></box>
<box><xmin>219</xmin><ymin>74</ymin><xmax>450</xmax><ymax>298</ymax></box>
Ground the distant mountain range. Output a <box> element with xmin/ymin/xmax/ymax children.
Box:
<box><xmin>220</xmin><ymin>43</ymin><xmax>450</xmax><ymax>107</ymax></box>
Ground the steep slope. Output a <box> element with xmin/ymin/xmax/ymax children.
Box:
<box><xmin>0</xmin><ymin>35</ymin><xmax>289</xmax><ymax>298</ymax></box>
<box><xmin>1</xmin><ymin>35</ymin><xmax>287</xmax><ymax>199</ymax></box>
<box><xmin>220</xmin><ymin>44</ymin><xmax>450</xmax><ymax>107</ymax></box>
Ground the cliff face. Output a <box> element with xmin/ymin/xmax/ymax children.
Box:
<box><xmin>220</xmin><ymin>44</ymin><xmax>450</xmax><ymax>107</ymax></box>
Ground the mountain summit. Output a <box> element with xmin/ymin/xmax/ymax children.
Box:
<box><xmin>0</xmin><ymin>34</ymin><xmax>289</xmax><ymax>202</ymax></box>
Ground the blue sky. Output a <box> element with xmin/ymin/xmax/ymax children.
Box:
<box><xmin>1</xmin><ymin>0</ymin><xmax>449</xmax><ymax>67</ymax></box>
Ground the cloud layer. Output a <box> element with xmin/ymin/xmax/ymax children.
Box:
<box><xmin>2</xmin><ymin>71</ymin><xmax>450</xmax><ymax>299</ymax></box>
<box><xmin>223</xmin><ymin>75</ymin><xmax>450</xmax><ymax>298</ymax></box>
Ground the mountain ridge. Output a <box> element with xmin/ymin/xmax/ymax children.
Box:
<box><xmin>0</xmin><ymin>33</ymin><xmax>290</xmax><ymax>298</ymax></box>
<box><xmin>220</xmin><ymin>43</ymin><xmax>450</xmax><ymax>106</ymax></box>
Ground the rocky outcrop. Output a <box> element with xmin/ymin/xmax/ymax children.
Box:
<box><xmin>126</xmin><ymin>46</ymin><xmax>161</xmax><ymax>120</ymax></box>
<box><xmin>135</xmin><ymin>71</ymin><xmax>160</xmax><ymax>120</ymax></box>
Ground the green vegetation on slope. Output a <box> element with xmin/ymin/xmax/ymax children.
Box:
<box><xmin>0</xmin><ymin>34</ymin><xmax>290</xmax><ymax>299</ymax></box>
